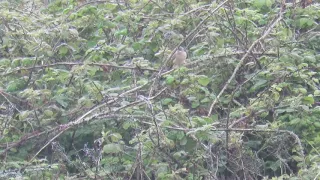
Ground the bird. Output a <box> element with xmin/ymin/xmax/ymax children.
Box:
<box><xmin>172</xmin><ymin>47</ymin><xmax>187</xmax><ymax>68</ymax></box>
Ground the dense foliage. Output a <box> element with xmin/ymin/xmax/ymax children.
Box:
<box><xmin>1</xmin><ymin>0</ymin><xmax>320</xmax><ymax>179</ymax></box>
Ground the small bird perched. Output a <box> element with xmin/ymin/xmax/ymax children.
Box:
<box><xmin>173</xmin><ymin>47</ymin><xmax>187</xmax><ymax>68</ymax></box>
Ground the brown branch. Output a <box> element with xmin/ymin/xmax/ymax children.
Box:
<box><xmin>1</xmin><ymin>62</ymin><xmax>158</xmax><ymax>76</ymax></box>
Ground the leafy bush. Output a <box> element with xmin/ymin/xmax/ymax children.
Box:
<box><xmin>0</xmin><ymin>0</ymin><xmax>320</xmax><ymax>179</ymax></box>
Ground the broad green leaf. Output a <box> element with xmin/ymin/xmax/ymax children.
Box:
<box><xmin>105</xmin><ymin>21</ymin><xmax>116</xmax><ymax>28</ymax></box>
<box><xmin>53</xmin><ymin>95</ymin><xmax>69</xmax><ymax>108</ymax></box>
<box><xmin>303</xmin><ymin>96</ymin><xmax>314</xmax><ymax>105</ymax></box>
<box><xmin>6</xmin><ymin>79</ymin><xmax>26</xmax><ymax>92</ymax></box>
<box><xmin>250</xmin><ymin>79</ymin><xmax>267</xmax><ymax>92</ymax></box>
<box><xmin>292</xmin><ymin>155</ymin><xmax>304</xmax><ymax>162</ymax></box>
<box><xmin>21</xmin><ymin>58</ymin><xmax>34</xmax><ymax>66</ymax></box>
<box><xmin>58</xmin><ymin>46</ymin><xmax>69</xmax><ymax>55</ymax></box>
<box><xmin>162</xmin><ymin>98</ymin><xmax>173</xmax><ymax>105</ymax></box>
<box><xmin>0</xmin><ymin>58</ymin><xmax>11</xmax><ymax>67</ymax></box>
<box><xmin>197</xmin><ymin>75</ymin><xmax>211</xmax><ymax>86</ymax></box>
<box><xmin>314</xmin><ymin>122</ymin><xmax>320</xmax><ymax>128</ymax></box>
<box><xmin>298</xmin><ymin>88</ymin><xmax>308</xmax><ymax>95</ymax></box>
<box><xmin>192</xmin><ymin>116</ymin><xmax>207</xmax><ymax>125</ymax></box>
<box><xmin>297</xmin><ymin>18</ymin><xmax>315</xmax><ymax>28</ymax></box>
<box><xmin>272</xmin><ymin>91</ymin><xmax>280</xmax><ymax>101</ymax></box>
<box><xmin>105</xmin><ymin>3</ymin><xmax>117</xmax><ymax>10</ymax></box>
<box><xmin>200</xmin><ymin>97</ymin><xmax>210</xmax><ymax>103</ymax></box>
<box><xmin>103</xmin><ymin>143</ymin><xmax>122</xmax><ymax>154</ymax></box>
<box><xmin>132</xmin><ymin>42</ymin><xmax>142</xmax><ymax>51</ymax></box>
<box><xmin>176</xmin><ymin>131</ymin><xmax>185</xmax><ymax>140</ymax></box>
<box><xmin>115</xmin><ymin>28</ymin><xmax>128</xmax><ymax>37</ymax></box>
<box><xmin>44</xmin><ymin>110</ymin><xmax>54</xmax><ymax>117</ymax></box>
<box><xmin>180</xmin><ymin>137</ymin><xmax>187</xmax><ymax>146</ymax></box>
<box><xmin>165</xmin><ymin>75</ymin><xmax>175</xmax><ymax>85</ymax></box>
<box><xmin>173</xmin><ymin>151</ymin><xmax>186</xmax><ymax>159</ymax></box>
<box><xmin>191</xmin><ymin>101</ymin><xmax>200</xmax><ymax>108</ymax></box>
<box><xmin>244</xmin><ymin>140</ymin><xmax>261</xmax><ymax>149</ymax></box>
<box><xmin>122</xmin><ymin>122</ymin><xmax>133</xmax><ymax>130</ymax></box>
<box><xmin>230</xmin><ymin>109</ymin><xmax>244</xmax><ymax>118</ymax></box>
<box><xmin>314</xmin><ymin>90</ymin><xmax>320</xmax><ymax>96</ymax></box>
<box><xmin>87</xmin><ymin>40</ymin><xmax>97</xmax><ymax>48</ymax></box>
<box><xmin>209</xmin><ymin>114</ymin><xmax>218</xmax><ymax>122</ymax></box>
<box><xmin>253</xmin><ymin>0</ymin><xmax>274</xmax><ymax>9</ymax></box>
<box><xmin>19</xmin><ymin>111</ymin><xmax>30</xmax><ymax>120</ymax></box>
<box><xmin>110</xmin><ymin>133</ymin><xmax>122</xmax><ymax>142</ymax></box>
<box><xmin>304</xmin><ymin>56</ymin><xmax>316</xmax><ymax>63</ymax></box>
<box><xmin>180</xmin><ymin>78</ymin><xmax>189</xmax><ymax>85</ymax></box>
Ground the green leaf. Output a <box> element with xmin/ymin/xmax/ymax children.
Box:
<box><xmin>184</xmin><ymin>137</ymin><xmax>197</xmax><ymax>152</ymax></box>
<box><xmin>197</xmin><ymin>75</ymin><xmax>211</xmax><ymax>86</ymax></box>
<box><xmin>10</xmin><ymin>148</ymin><xmax>17</xmax><ymax>153</ymax></box>
<box><xmin>87</xmin><ymin>40</ymin><xmax>97</xmax><ymax>48</ymax></box>
<box><xmin>21</xmin><ymin>58</ymin><xmax>34</xmax><ymax>66</ymax></box>
<box><xmin>253</xmin><ymin>0</ymin><xmax>274</xmax><ymax>9</ymax></box>
<box><xmin>244</xmin><ymin>140</ymin><xmax>261</xmax><ymax>149</ymax></box>
<box><xmin>314</xmin><ymin>90</ymin><xmax>320</xmax><ymax>96</ymax></box>
<box><xmin>105</xmin><ymin>21</ymin><xmax>116</xmax><ymax>28</ymax></box>
<box><xmin>110</xmin><ymin>133</ymin><xmax>122</xmax><ymax>142</ymax></box>
<box><xmin>103</xmin><ymin>143</ymin><xmax>122</xmax><ymax>154</ymax></box>
<box><xmin>192</xmin><ymin>116</ymin><xmax>207</xmax><ymax>125</ymax></box>
<box><xmin>298</xmin><ymin>88</ymin><xmax>308</xmax><ymax>95</ymax></box>
<box><xmin>53</xmin><ymin>95</ymin><xmax>69</xmax><ymax>108</ymax></box>
<box><xmin>180</xmin><ymin>137</ymin><xmax>187</xmax><ymax>146</ymax></box>
<box><xmin>78</xmin><ymin>97</ymin><xmax>93</xmax><ymax>108</ymax></box>
<box><xmin>44</xmin><ymin>110</ymin><xmax>54</xmax><ymax>117</ymax></box>
<box><xmin>105</xmin><ymin>3</ymin><xmax>117</xmax><ymax>10</ymax></box>
<box><xmin>173</xmin><ymin>151</ymin><xmax>186</xmax><ymax>159</ymax></box>
<box><xmin>180</xmin><ymin>78</ymin><xmax>189</xmax><ymax>85</ymax></box>
<box><xmin>272</xmin><ymin>91</ymin><xmax>280</xmax><ymax>101</ymax></box>
<box><xmin>165</xmin><ymin>75</ymin><xmax>175</xmax><ymax>85</ymax></box>
<box><xmin>0</xmin><ymin>58</ymin><xmax>11</xmax><ymax>67</ymax></box>
<box><xmin>132</xmin><ymin>42</ymin><xmax>142</xmax><ymax>51</ymax></box>
<box><xmin>297</xmin><ymin>18</ymin><xmax>315</xmax><ymax>28</ymax></box>
<box><xmin>19</xmin><ymin>111</ymin><xmax>30</xmax><ymax>120</ymax></box>
<box><xmin>304</xmin><ymin>56</ymin><xmax>316</xmax><ymax>63</ymax></box>
<box><xmin>200</xmin><ymin>97</ymin><xmax>210</xmax><ymax>103</ymax></box>
<box><xmin>6</xmin><ymin>79</ymin><xmax>26</xmax><ymax>92</ymax></box>
<box><xmin>115</xmin><ymin>28</ymin><xmax>128</xmax><ymax>37</ymax></box>
<box><xmin>209</xmin><ymin>114</ymin><xmax>218</xmax><ymax>122</ymax></box>
<box><xmin>292</xmin><ymin>155</ymin><xmax>303</xmax><ymax>162</ymax></box>
<box><xmin>314</xmin><ymin>122</ymin><xmax>320</xmax><ymax>128</ymax></box>
<box><xmin>250</xmin><ymin>79</ymin><xmax>267</xmax><ymax>92</ymax></box>
<box><xmin>191</xmin><ymin>101</ymin><xmax>200</xmax><ymax>108</ymax></box>
<box><xmin>122</xmin><ymin>122</ymin><xmax>132</xmax><ymax>130</ymax></box>
<box><xmin>58</xmin><ymin>46</ymin><xmax>69</xmax><ymax>55</ymax></box>
<box><xmin>176</xmin><ymin>131</ymin><xmax>185</xmax><ymax>140</ymax></box>
<box><xmin>162</xmin><ymin>98</ymin><xmax>173</xmax><ymax>105</ymax></box>
<box><xmin>302</xmin><ymin>96</ymin><xmax>314</xmax><ymax>105</ymax></box>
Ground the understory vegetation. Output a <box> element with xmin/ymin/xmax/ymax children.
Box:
<box><xmin>1</xmin><ymin>0</ymin><xmax>320</xmax><ymax>179</ymax></box>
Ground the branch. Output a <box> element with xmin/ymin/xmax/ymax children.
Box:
<box><xmin>1</xmin><ymin>62</ymin><xmax>158</xmax><ymax>76</ymax></box>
